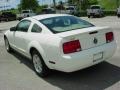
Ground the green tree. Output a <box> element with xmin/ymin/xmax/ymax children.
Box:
<box><xmin>53</xmin><ymin>0</ymin><xmax>56</xmax><ymax>11</ymax></box>
<box><xmin>81</xmin><ymin>0</ymin><xmax>90</xmax><ymax>10</ymax></box>
<box><xmin>89</xmin><ymin>0</ymin><xmax>98</xmax><ymax>5</ymax></box>
<box><xmin>19</xmin><ymin>0</ymin><xmax>39</xmax><ymax>11</ymax></box>
<box><xmin>68</xmin><ymin>0</ymin><xmax>98</xmax><ymax>10</ymax></box>
<box><xmin>116</xmin><ymin>0</ymin><xmax>120</xmax><ymax>8</ymax></box>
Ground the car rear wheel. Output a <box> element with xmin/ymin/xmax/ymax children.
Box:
<box><xmin>32</xmin><ymin>50</ymin><xmax>50</xmax><ymax>77</ymax></box>
<box><xmin>4</xmin><ymin>37</ymin><xmax>12</xmax><ymax>52</ymax></box>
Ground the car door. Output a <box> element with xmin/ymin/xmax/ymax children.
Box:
<box><xmin>14</xmin><ymin>20</ymin><xmax>31</xmax><ymax>54</ymax></box>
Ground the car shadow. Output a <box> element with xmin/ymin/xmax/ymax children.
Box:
<box><xmin>11</xmin><ymin>51</ymin><xmax>120</xmax><ymax>90</ymax></box>
<box><xmin>10</xmin><ymin>51</ymin><xmax>34</xmax><ymax>71</ymax></box>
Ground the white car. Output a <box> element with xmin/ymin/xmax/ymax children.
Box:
<box><xmin>4</xmin><ymin>14</ymin><xmax>117</xmax><ymax>77</ymax></box>
<box><xmin>87</xmin><ymin>5</ymin><xmax>104</xmax><ymax>18</ymax></box>
<box><xmin>17</xmin><ymin>10</ymin><xmax>36</xmax><ymax>21</ymax></box>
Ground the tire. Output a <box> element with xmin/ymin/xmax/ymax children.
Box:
<box><xmin>4</xmin><ymin>37</ymin><xmax>12</xmax><ymax>52</ymax></box>
<box><xmin>118</xmin><ymin>15</ymin><xmax>120</xmax><ymax>18</ymax></box>
<box><xmin>6</xmin><ymin>18</ymin><xmax>8</xmax><ymax>22</ymax></box>
<box><xmin>32</xmin><ymin>50</ymin><xmax>50</xmax><ymax>77</ymax></box>
<box><xmin>88</xmin><ymin>15</ymin><xmax>90</xmax><ymax>18</ymax></box>
<box><xmin>97</xmin><ymin>15</ymin><xmax>101</xmax><ymax>18</ymax></box>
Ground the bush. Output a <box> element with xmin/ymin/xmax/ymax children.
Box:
<box><xmin>75</xmin><ymin>11</ymin><xmax>87</xmax><ymax>17</ymax></box>
<box><xmin>75</xmin><ymin>10</ymin><xmax>117</xmax><ymax>17</ymax></box>
<box><xmin>103</xmin><ymin>10</ymin><xmax>116</xmax><ymax>16</ymax></box>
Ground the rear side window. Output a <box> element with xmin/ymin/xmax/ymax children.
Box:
<box><xmin>31</xmin><ymin>24</ymin><xmax>42</xmax><ymax>33</ymax></box>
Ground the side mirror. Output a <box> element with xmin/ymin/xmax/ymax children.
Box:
<box><xmin>10</xmin><ymin>27</ymin><xmax>16</xmax><ymax>31</ymax></box>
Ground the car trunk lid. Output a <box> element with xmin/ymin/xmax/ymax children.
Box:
<box><xmin>57</xmin><ymin>26</ymin><xmax>112</xmax><ymax>51</ymax></box>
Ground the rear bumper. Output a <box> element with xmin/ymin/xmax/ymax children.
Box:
<box><xmin>55</xmin><ymin>41</ymin><xmax>117</xmax><ymax>72</ymax></box>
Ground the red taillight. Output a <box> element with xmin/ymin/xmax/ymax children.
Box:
<box><xmin>63</xmin><ymin>40</ymin><xmax>81</xmax><ymax>54</ymax></box>
<box><xmin>106</xmin><ymin>32</ymin><xmax>114</xmax><ymax>43</ymax></box>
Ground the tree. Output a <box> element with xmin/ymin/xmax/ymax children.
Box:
<box><xmin>68</xmin><ymin>0</ymin><xmax>98</xmax><ymax>10</ymax></box>
<box><xmin>116</xmin><ymin>0</ymin><xmax>120</xmax><ymax>8</ymax></box>
<box><xmin>53</xmin><ymin>0</ymin><xmax>56</xmax><ymax>11</ymax></box>
<box><xmin>19</xmin><ymin>0</ymin><xmax>39</xmax><ymax>11</ymax></box>
<box><xmin>89</xmin><ymin>0</ymin><xmax>98</xmax><ymax>5</ymax></box>
<box><xmin>81</xmin><ymin>0</ymin><xmax>90</xmax><ymax>10</ymax></box>
<box><xmin>56</xmin><ymin>1</ymin><xmax>65</xmax><ymax>10</ymax></box>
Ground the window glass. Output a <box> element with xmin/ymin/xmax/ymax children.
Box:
<box><xmin>31</xmin><ymin>24</ymin><xmax>42</xmax><ymax>33</ymax></box>
<box><xmin>40</xmin><ymin>16</ymin><xmax>94</xmax><ymax>33</ymax></box>
<box><xmin>16</xmin><ymin>20</ymin><xmax>31</xmax><ymax>32</ymax></box>
<box><xmin>91</xmin><ymin>6</ymin><xmax>100</xmax><ymax>9</ymax></box>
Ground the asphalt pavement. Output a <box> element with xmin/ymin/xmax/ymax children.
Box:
<box><xmin>0</xmin><ymin>16</ymin><xmax>120</xmax><ymax>90</ymax></box>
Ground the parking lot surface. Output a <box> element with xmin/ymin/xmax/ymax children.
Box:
<box><xmin>0</xmin><ymin>16</ymin><xmax>120</xmax><ymax>90</ymax></box>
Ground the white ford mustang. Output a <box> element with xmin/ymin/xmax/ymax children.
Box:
<box><xmin>4</xmin><ymin>14</ymin><xmax>117</xmax><ymax>77</ymax></box>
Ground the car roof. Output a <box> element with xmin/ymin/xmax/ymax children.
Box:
<box><xmin>27</xmin><ymin>14</ymin><xmax>71</xmax><ymax>21</ymax></box>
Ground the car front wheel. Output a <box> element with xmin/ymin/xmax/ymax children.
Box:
<box><xmin>88</xmin><ymin>15</ymin><xmax>90</xmax><ymax>18</ymax></box>
<box><xmin>4</xmin><ymin>37</ymin><xmax>12</xmax><ymax>52</ymax></box>
<box><xmin>32</xmin><ymin>50</ymin><xmax>50</xmax><ymax>77</ymax></box>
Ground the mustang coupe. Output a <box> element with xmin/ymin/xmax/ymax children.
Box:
<box><xmin>4</xmin><ymin>14</ymin><xmax>117</xmax><ymax>77</ymax></box>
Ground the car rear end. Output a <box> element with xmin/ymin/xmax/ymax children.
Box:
<box><xmin>87</xmin><ymin>5</ymin><xmax>103</xmax><ymax>17</ymax></box>
<box><xmin>39</xmin><ymin>15</ymin><xmax>116</xmax><ymax>72</ymax></box>
<box><xmin>55</xmin><ymin>27</ymin><xmax>116</xmax><ymax>72</ymax></box>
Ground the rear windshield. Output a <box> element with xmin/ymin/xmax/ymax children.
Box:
<box><xmin>91</xmin><ymin>6</ymin><xmax>100</xmax><ymax>9</ymax></box>
<box><xmin>66</xmin><ymin>7</ymin><xmax>74</xmax><ymax>10</ymax></box>
<box><xmin>40</xmin><ymin>16</ymin><xmax>94</xmax><ymax>33</ymax></box>
<box><xmin>22</xmin><ymin>11</ymin><xmax>29</xmax><ymax>13</ymax></box>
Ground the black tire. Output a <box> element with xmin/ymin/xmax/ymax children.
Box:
<box><xmin>88</xmin><ymin>15</ymin><xmax>90</xmax><ymax>18</ymax></box>
<box><xmin>6</xmin><ymin>18</ymin><xmax>9</xmax><ymax>22</ymax></box>
<box><xmin>97</xmin><ymin>15</ymin><xmax>101</xmax><ymax>18</ymax></box>
<box><xmin>118</xmin><ymin>15</ymin><xmax>120</xmax><ymax>18</ymax></box>
<box><xmin>32</xmin><ymin>50</ymin><xmax>50</xmax><ymax>77</ymax></box>
<box><xmin>4</xmin><ymin>37</ymin><xmax>12</xmax><ymax>52</ymax></box>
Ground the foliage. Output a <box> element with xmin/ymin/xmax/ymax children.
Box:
<box><xmin>98</xmin><ymin>0</ymin><xmax>120</xmax><ymax>10</ymax></box>
<box><xmin>89</xmin><ymin>0</ymin><xmax>98</xmax><ymax>5</ymax></box>
<box><xmin>68</xmin><ymin>0</ymin><xmax>98</xmax><ymax>10</ymax></box>
<box><xmin>56</xmin><ymin>1</ymin><xmax>65</xmax><ymax>10</ymax></box>
<box><xmin>81</xmin><ymin>0</ymin><xmax>90</xmax><ymax>10</ymax></box>
<box><xmin>18</xmin><ymin>0</ymin><xmax>39</xmax><ymax>12</ymax></box>
<box><xmin>35</xmin><ymin>5</ymin><xmax>48</xmax><ymax>14</ymax></box>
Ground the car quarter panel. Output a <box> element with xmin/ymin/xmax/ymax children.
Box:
<box><xmin>27</xmin><ymin>33</ymin><xmax>63</xmax><ymax>69</ymax></box>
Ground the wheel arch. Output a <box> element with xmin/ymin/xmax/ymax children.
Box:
<box><xmin>28</xmin><ymin>41</ymin><xmax>51</xmax><ymax>69</ymax></box>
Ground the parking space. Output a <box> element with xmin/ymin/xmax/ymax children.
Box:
<box><xmin>0</xmin><ymin>16</ymin><xmax>120</xmax><ymax>90</ymax></box>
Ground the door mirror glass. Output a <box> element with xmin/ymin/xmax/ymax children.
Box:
<box><xmin>10</xmin><ymin>27</ymin><xmax>16</xmax><ymax>31</ymax></box>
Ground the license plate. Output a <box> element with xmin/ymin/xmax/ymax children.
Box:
<box><xmin>93</xmin><ymin>52</ymin><xmax>103</xmax><ymax>62</ymax></box>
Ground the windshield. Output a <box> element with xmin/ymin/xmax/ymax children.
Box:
<box><xmin>66</xmin><ymin>7</ymin><xmax>74</xmax><ymax>10</ymax></box>
<box><xmin>40</xmin><ymin>16</ymin><xmax>94</xmax><ymax>33</ymax></box>
<box><xmin>22</xmin><ymin>11</ymin><xmax>29</xmax><ymax>13</ymax></box>
<box><xmin>91</xmin><ymin>6</ymin><xmax>100</xmax><ymax>9</ymax></box>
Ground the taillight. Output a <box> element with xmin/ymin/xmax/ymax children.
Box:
<box><xmin>106</xmin><ymin>32</ymin><xmax>114</xmax><ymax>43</ymax></box>
<box><xmin>63</xmin><ymin>40</ymin><xmax>81</xmax><ymax>54</ymax></box>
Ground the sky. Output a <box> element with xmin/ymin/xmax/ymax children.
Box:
<box><xmin>0</xmin><ymin>0</ymin><xmax>66</xmax><ymax>10</ymax></box>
